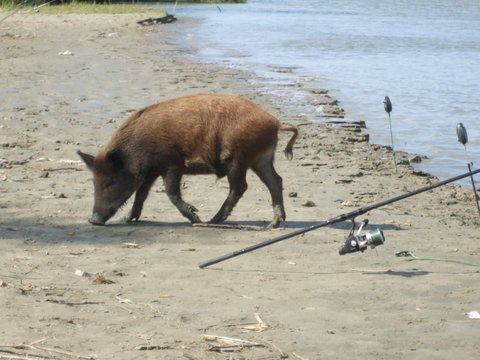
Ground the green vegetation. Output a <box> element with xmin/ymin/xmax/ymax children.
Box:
<box><xmin>39</xmin><ymin>3</ymin><xmax>165</xmax><ymax>14</ymax></box>
<box><xmin>0</xmin><ymin>0</ymin><xmax>246</xmax><ymax>7</ymax></box>
<box><xmin>155</xmin><ymin>0</ymin><xmax>246</xmax><ymax>2</ymax></box>
<box><xmin>1</xmin><ymin>1</ymin><xmax>245</xmax><ymax>12</ymax></box>
<box><xmin>0</xmin><ymin>1</ymin><xmax>164</xmax><ymax>13</ymax></box>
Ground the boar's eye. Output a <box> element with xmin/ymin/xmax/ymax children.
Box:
<box><xmin>103</xmin><ymin>178</ymin><xmax>116</xmax><ymax>189</ymax></box>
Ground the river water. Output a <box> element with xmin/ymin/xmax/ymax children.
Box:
<box><xmin>165</xmin><ymin>0</ymin><xmax>480</xmax><ymax>183</ymax></box>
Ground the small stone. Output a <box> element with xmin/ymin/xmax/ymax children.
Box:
<box><xmin>301</xmin><ymin>200</ymin><xmax>316</xmax><ymax>207</ymax></box>
<box><xmin>409</xmin><ymin>155</ymin><xmax>423</xmax><ymax>163</ymax></box>
<box><xmin>412</xmin><ymin>170</ymin><xmax>430</xmax><ymax>177</ymax></box>
<box><xmin>345</xmin><ymin>134</ymin><xmax>369</xmax><ymax>143</ymax></box>
<box><xmin>75</xmin><ymin>269</ymin><xmax>91</xmax><ymax>277</ymax></box>
<box><xmin>311</xmin><ymin>88</ymin><xmax>329</xmax><ymax>95</ymax></box>
<box><xmin>288</xmin><ymin>192</ymin><xmax>298</xmax><ymax>198</ymax></box>
<box><xmin>314</xmin><ymin>96</ymin><xmax>338</xmax><ymax>106</ymax></box>
<box><xmin>92</xmin><ymin>274</ymin><xmax>115</xmax><ymax>285</ymax></box>
<box><xmin>335</xmin><ymin>179</ymin><xmax>353</xmax><ymax>184</ymax></box>
<box><xmin>39</xmin><ymin>170</ymin><xmax>49</xmax><ymax>178</ymax></box>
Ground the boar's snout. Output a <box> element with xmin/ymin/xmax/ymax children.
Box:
<box><xmin>89</xmin><ymin>212</ymin><xmax>107</xmax><ymax>226</ymax></box>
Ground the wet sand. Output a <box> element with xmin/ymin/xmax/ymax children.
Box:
<box><xmin>1</xmin><ymin>13</ymin><xmax>479</xmax><ymax>360</ymax></box>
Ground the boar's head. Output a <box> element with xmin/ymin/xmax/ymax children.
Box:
<box><xmin>78</xmin><ymin>149</ymin><xmax>135</xmax><ymax>225</ymax></box>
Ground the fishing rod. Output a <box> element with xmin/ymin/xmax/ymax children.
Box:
<box><xmin>198</xmin><ymin>167</ymin><xmax>480</xmax><ymax>268</ymax></box>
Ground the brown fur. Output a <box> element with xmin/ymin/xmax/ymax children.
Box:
<box><xmin>78</xmin><ymin>93</ymin><xmax>298</xmax><ymax>227</ymax></box>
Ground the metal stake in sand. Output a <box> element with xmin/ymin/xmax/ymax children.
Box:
<box><xmin>383</xmin><ymin>96</ymin><xmax>398</xmax><ymax>173</ymax></box>
<box><xmin>456</xmin><ymin>123</ymin><xmax>480</xmax><ymax>215</ymax></box>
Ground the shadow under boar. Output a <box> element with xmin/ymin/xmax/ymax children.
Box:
<box><xmin>78</xmin><ymin>93</ymin><xmax>298</xmax><ymax>228</ymax></box>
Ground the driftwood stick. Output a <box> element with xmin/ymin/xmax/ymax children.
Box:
<box><xmin>137</xmin><ymin>14</ymin><xmax>177</xmax><ymax>26</ymax></box>
<box><xmin>264</xmin><ymin>341</ymin><xmax>288</xmax><ymax>359</ymax></box>
<box><xmin>0</xmin><ymin>343</ymin><xmax>93</xmax><ymax>360</ymax></box>
<box><xmin>45</xmin><ymin>299</ymin><xmax>104</xmax><ymax>306</ymax></box>
<box><xmin>292</xmin><ymin>352</ymin><xmax>308</xmax><ymax>360</ymax></box>
<box><xmin>41</xmin><ymin>167</ymin><xmax>83</xmax><ymax>172</ymax></box>
<box><xmin>26</xmin><ymin>344</ymin><xmax>93</xmax><ymax>360</ymax></box>
<box><xmin>203</xmin><ymin>334</ymin><xmax>264</xmax><ymax>352</ymax></box>
<box><xmin>0</xmin><ymin>354</ymin><xmax>44</xmax><ymax>360</ymax></box>
<box><xmin>28</xmin><ymin>340</ymin><xmax>46</xmax><ymax>347</ymax></box>
<box><xmin>0</xmin><ymin>345</ymin><xmax>49</xmax><ymax>359</ymax></box>
<box><xmin>193</xmin><ymin>223</ymin><xmax>266</xmax><ymax>232</ymax></box>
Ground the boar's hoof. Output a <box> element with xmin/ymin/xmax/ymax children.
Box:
<box><xmin>267</xmin><ymin>220</ymin><xmax>281</xmax><ymax>229</ymax></box>
<box><xmin>188</xmin><ymin>213</ymin><xmax>202</xmax><ymax>224</ymax></box>
<box><xmin>208</xmin><ymin>213</ymin><xmax>227</xmax><ymax>225</ymax></box>
<box><xmin>123</xmin><ymin>214</ymin><xmax>139</xmax><ymax>224</ymax></box>
<box><xmin>267</xmin><ymin>207</ymin><xmax>285</xmax><ymax>229</ymax></box>
<box><xmin>89</xmin><ymin>213</ymin><xmax>106</xmax><ymax>226</ymax></box>
<box><xmin>182</xmin><ymin>204</ymin><xmax>201</xmax><ymax>223</ymax></box>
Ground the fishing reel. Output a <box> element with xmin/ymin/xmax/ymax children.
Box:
<box><xmin>338</xmin><ymin>219</ymin><xmax>385</xmax><ymax>255</ymax></box>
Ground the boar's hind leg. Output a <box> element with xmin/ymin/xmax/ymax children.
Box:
<box><xmin>210</xmin><ymin>163</ymin><xmax>248</xmax><ymax>224</ymax></box>
<box><xmin>124</xmin><ymin>175</ymin><xmax>157</xmax><ymax>223</ymax></box>
<box><xmin>252</xmin><ymin>155</ymin><xmax>285</xmax><ymax>229</ymax></box>
<box><xmin>164</xmin><ymin>166</ymin><xmax>201</xmax><ymax>223</ymax></box>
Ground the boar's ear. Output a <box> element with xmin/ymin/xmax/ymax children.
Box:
<box><xmin>106</xmin><ymin>149</ymin><xmax>124</xmax><ymax>172</ymax></box>
<box><xmin>77</xmin><ymin>150</ymin><xmax>95</xmax><ymax>171</ymax></box>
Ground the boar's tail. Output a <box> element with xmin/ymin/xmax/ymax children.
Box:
<box><xmin>279</xmin><ymin>122</ymin><xmax>298</xmax><ymax>160</ymax></box>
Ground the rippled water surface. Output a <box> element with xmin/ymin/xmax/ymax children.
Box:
<box><xmin>166</xmin><ymin>0</ymin><xmax>480</xmax><ymax>182</ymax></box>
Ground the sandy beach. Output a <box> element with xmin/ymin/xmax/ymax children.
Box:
<box><xmin>1</xmin><ymin>12</ymin><xmax>479</xmax><ymax>360</ymax></box>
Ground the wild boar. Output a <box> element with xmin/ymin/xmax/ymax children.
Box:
<box><xmin>78</xmin><ymin>93</ymin><xmax>298</xmax><ymax>228</ymax></box>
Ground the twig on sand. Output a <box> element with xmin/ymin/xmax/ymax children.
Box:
<box><xmin>134</xmin><ymin>344</ymin><xmax>172</xmax><ymax>351</ymax></box>
<box><xmin>350</xmin><ymin>268</ymin><xmax>393</xmax><ymax>273</ymax></box>
<box><xmin>0</xmin><ymin>354</ymin><xmax>43</xmax><ymax>360</ymax></box>
<box><xmin>263</xmin><ymin>341</ymin><xmax>288</xmax><ymax>359</ymax></box>
<box><xmin>0</xmin><ymin>339</ymin><xmax>94</xmax><ymax>359</ymax></box>
<box><xmin>41</xmin><ymin>167</ymin><xmax>83</xmax><ymax>172</ymax></box>
<box><xmin>292</xmin><ymin>352</ymin><xmax>309</xmax><ymax>360</ymax></box>
<box><xmin>45</xmin><ymin>299</ymin><xmax>104</xmax><ymax>306</ymax></box>
<box><xmin>203</xmin><ymin>335</ymin><xmax>264</xmax><ymax>352</ymax></box>
<box><xmin>240</xmin><ymin>313</ymin><xmax>269</xmax><ymax>332</ymax></box>
<box><xmin>193</xmin><ymin>223</ymin><xmax>266</xmax><ymax>231</ymax></box>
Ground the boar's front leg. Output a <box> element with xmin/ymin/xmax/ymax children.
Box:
<box><xmin>210</xmin><ymin>163</ymin><xmax>248</xmax><ymax>224</ymax></box>
<box><xmin>164</xmin><ymin>166</ymin><xmax>201</xmax><ymax>223</ymax></box>
<box><xmin>124</xmin><ymin>175</ymin><xmax>157</xmax><ymax>223</ymax></box>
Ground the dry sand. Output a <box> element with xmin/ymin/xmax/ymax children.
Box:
<box><xmin>1</xmin><ymin>12</ymin><xmax>479</xmax><ymax>360</ymax></box>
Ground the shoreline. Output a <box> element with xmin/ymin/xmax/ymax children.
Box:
<box><xmin>165</xmin><ymin>12</ymin><xmax>448</xmax><ymax>184</ymax></box>
<box><xmin>1</xmin><ymin>13</ymin><xmax>479</xmax><ymax>360</ymax></box>
<box><xmin>167</xmin><ymin>3</ymin><xmax>480</xmax><ymax>187</ymax></box>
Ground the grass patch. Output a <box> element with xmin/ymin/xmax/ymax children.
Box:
<box><xmin>38</xmin><ymin>3</ymin><xmax>165</xmax><ymax>14</ymax></box>
<box><xmin>0</xmin><ymin>0</ymin><xmax>246</xmax><ymax>14</ymax></box>
<box><xmin>155</xmin><ymin>0</ymin><xmax>246</xmax><ymax>2</ymax></box>
<box><xmin>0</xmin><ymin>2</ymin><xmax>165</xmax><ymax>14</ymax></box>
